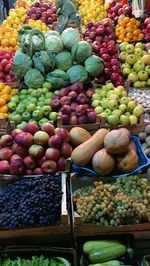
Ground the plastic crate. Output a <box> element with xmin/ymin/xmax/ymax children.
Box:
<box><xmin>72</xmin><ymin>136</ymin><xmax>150</xmax><ymax>178</ymax></box>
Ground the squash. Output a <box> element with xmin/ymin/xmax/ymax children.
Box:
<box><xmin>71</xmin><ymin>128</ymin><xmax>108</xmax><ymax>166</ymax></box>
<box><xmin>70</xmin><ymin>127</ymin><xmax>91</xmax><ymax>147</ymax></box>
<box><xmin>118</xmin><ymin>128</ymin><xmax>131</xmax><ymax>138</ymax></box>
<box><xmin>92</xmin><ymin>148</ymin><xmax>115</xmax><ymax>176</ymax></box>
<box><xmin>116</xmin><ymin>149</ymin><xmax>139</xmax><ymax>172</ymax></box>
<box><xmin>104</xmin><ymin>129</ymin><xmax>130</xmax><ymax>154</ymax></box>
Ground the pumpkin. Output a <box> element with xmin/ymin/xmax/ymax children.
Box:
<box><xmin>70</xmin><ymin>127</ymin><xmax>91</xmax><ymax>147</ymax></box>
<box><xmin>118</xmin><ymin>128</ymin><xmax>131</xmax><ymax>138</ymax></box>
<box><xmin>116</xmin><ymin>149</ymin><xmax>138</xmax><ymax>173</ymax></box>
<box><xmin>104</xmin><ymin>129</ymin><xmax>130</xmax><ymax>154</ymax></box>
<box><xmin>71</xmin><ymin>128</ymin><xmax>108</xmax><ymax>166</ymax></box>
<box><xmin>92</xmin><ymin>148</ymin><xmax>115</xmax><ymax>176</ymax></box>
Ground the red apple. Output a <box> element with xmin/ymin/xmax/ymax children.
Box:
<box><xmin>41</xmin><ymin>123</ymin><xmax>55</xmax><ymax>136</ymax></box>
<box><xmin>15</xmin><ymin>144</ymin><xmax>28</xmax><ymax>158</ymax></box>
<box><xmin>41</xmin><ymin>160</ymin><xmax>57</xmax><ymax>174</ymax></box>
<box><xmin>0</xmin><ymin>147</ymin><xmax>13</xmax><ymax>160</ymax></box>
<box><xmin>45</xmin><ymin>147</ymin><xmax>60</xmax><ymax>161</ymax></box>
<box><xmin>38</xmin><ymin>156</ymin><xmax>46</xmax><ymax>166</ymax></box>
<box><xmin>48</xmin><ymin>135</ymin><xmax>62</xmax><ymax>148</ymax></box>
<box><xmin>10</xmin><ymin>154</ymin><xmax>21</xmax><ymax>162</ymax></box>
<box><xmin>23</xmin><ymin>122</ymin><xmax>39</xmax><ymax>135</ymax></box>
<box><xmin>33</xmin><ymin>167</ymin><xmax>43</xmax><ymax>175</ymax></box>
<box><xmin>14</xmin><ymin>132</ymin><xmax>34</xmax><ymax>147</ymax></box>
<box><xmin>0</xmin><ymin>134</ymin><xmax>13</xmax><ymax>147</ymax></box>
<box><xmin>0</xmin><ymin>160</ymin><xmax>9</xmax><ymax>174</ymax></box>
<box><xmin>60</xmin><ymin>143</ymin><xmax>72</xmax><ymax>158</ymax></box>
<box><xmin>57</xmin><ymin>156</ymin><xmax>66</xmax><ymax>171</ymax></box>
<box><xmin>9</xmin><ymin>159</ymin><xmax>26</xmax><ymax>176</ymax></box>
<box><xmin>55</xmin><ymin>128</ymin><xmax>70</xmax><ymax>142</ymax></box>
<box><xmin>34</xmin><ymin>130</ymin><xmax>49</xmax><ymax>145</ymax></box>
<box><xmin>24</xmin><ymin>155</ymin><xmax>37</xmax><ymax>169</ymax></box>
<box><xmin>11</xmin><ymin>129</ymin><xmax>22</xmax><ymax>138</ymax></box>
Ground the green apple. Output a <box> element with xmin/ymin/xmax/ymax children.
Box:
<box><xmin>108</xmin><ymin>94</ymin><xmax>119</xmax><ymax>100</ymax></box>
<box><xmin>120</xmin><ymin>115</ymin><xmax>130</xmax><ymax>126</ymax></box>
<box><xmin>123</xmin><ymin>68</ymin><xmax>131</xmax><ymax>76</ymax></box>
<box><xmin>39</xmin><ymin>118</ymin><xmax>49</xmax><ymax>127</ymax></box>
<box><xmin>37</xmin><ymin>101</ymin><xmax>45</xmax><ymax>107</ymax></box>
<box><xmin>31</xmin><ymin>90</ymin><xmax>38</xmax><ymax>97</ymax></box>
<box><xmin>119</xmin><ymin>104</ymin><xmax>127</xmax><ymax>113</ymax></box>
<box><xmin>126</xmin><ymin>54</ymin><xmax>137</xmax><ymax>65</ymax></box>
<box><xmin>141</xmin><ymin>81</ymin><xmax>147</xmax><ymax>88</ymax></box>
<box><xmin>119</xmin><ymin>51</ymin><xmax>128</xmax><ymax>62</ymax></box>
<box><xmin>46</xmin><ymin>92</ymin><xmax>54</xmax><ymax>99</ymax></box>
<box><xmin>117</xmin><ymin>86</ymin><xmax>125</xmax><ymax>92</ymax></box>
<box><xmin>121</xmin><ymin>90</ymin><xmax>127</xmax><ymax>97</ymax></box>
<box><xmin>38</xmin><ymin>96</ymin><xmax>45</xmax><ymax>102</ymax></box>
<box><xmin>20</xmin><ymin>89</ymin><xmax>28</xmax><ymax>95</ymax></box>
<box><xmin>133</xmin><ymin>60</ymin><xmax>145</xmax><ymax>72</ymax></box>
<box><xmin>16</xmin><ymin>106</ymin><xmax>26</xmax><ymax>115</ymax></box>
<box><xmin>30</xmin><ymin>97</ymin><xmax>37</xmax><ymax>104</ymax></box>
<box><xmin>41</xmin><ymin>106</ymin><xmax>52</xmax><ymax>117</ymax></box>
<box><xmin>17</xmin><ymin>121</ymin><xmax>27</xmax><ymax>130</ymax></box>
<box><xmin>122</xmin><ymin>63</ymin><xmax>131</xmax><ymax>69</ymax></box>
<box><xmin>42</xmin><ymin>87</ymin><xmax>49</xmax><ymax>94</ymax></box>
<box><xmin>124</xmin><ymin>112</ymin><xmax>131</xmax><ymax>117</ymax></box>
<box><xmin>145</xmin><ymin>65</ymin><xmax>150</xmax><ymax>75</ymax></box>
<box><xmin>120</xmin><ymin>42</ymin><xmax>129</xmax><ymax>51</ymax></box>
<box><xmin>135</xmin><ymin>42</ymin><xmax>145</xmax><ymax>50</ymax></box>
<box><xmin>126</xmin><ymin>44</ymin><xmax>135</xmax><ymax>54</ymax></box>
<box><xmin>138</xmin><ymin>70</ymin><xmax>148</xmax><ymax>81</ymax></box>
<box><xmin>11</xmin><ymin>95</ymin><xmax>20</xmax><ymax>104</ymax></box>
<box><xmin>92</xmin><ymin>93</ymin><xmax>100</xmax><ymax>100</ymax></box>
<box><xmin>7</xmin><ymin>102</ymin><xmax>17</xmax><ymax>111</ymax></box>
<box><xmin>105</xmin><ymin>82</ymin><xmax>114</xmax><ymax>91</ymax></box>
<box><xmin>112</xmin><ymin>109</ymin><xmax>122</xmax><ymax>117</ymax></box>
<box><xmin>142</xmin><ymin>54</ymin><xmax>150</xmax><ymax>65</ymax></box>
<box><xmin>100</xmin><ymin>99</ymin><xmax>109</xmax><ymax>109</ymax></box>
<box><xmin>104</xmin><ymin>109</ymin><xmax>112</xmax><ymax>117</ymax></box>
<box><xmin>133</xmin><ymin>81</ymin><xmax>142</xmax><ymax>88</ymax></box>
<box><xmin>113</xmin><ymin>88</ymin><xmax>122</xmax><ymax>97</ymax></box>
<box><xmin>49</xmin><ymin>112</ymin><xmax>58</xmax><ymax>121</ymax></box>
<box><xmin>133</xmin><ymin>105</ymin><xmax>144</xmax><ymax>117</ymax></box>
<box><xmin>99</xmin><ymin>90</ymin><xmax>107</xmax><ymax>98</ymax></box>
<box><xmin>45</xmin><ymin>99</ymin><xmax>51</xmax><ymax>105</ymax></box>
<box><xmin>128</xmin><ymin>72</ymin><xmax>138</xmax><ymax>83</ymax></box>
<box><xmin>100</xmin><ymin>112</ymin><xmax>106</xmax><ymax>117</ymax></box>
<box><xmin>128</xmin><ymin>101</ymin><xmax>137</xmax><ymax>112</ymax></box>
<box><xmin>107</xmin><ymin>90</ymin><xmax>115</xmax><ymax>97</ymax></box>
<box><xmin>29</xmin><ymin>119</ymin><xmax>38</xmax><ymax>124</ymax></box>
<box><xmin>11</xmin><ymin>114</ymin><xmax>22</xmax><ymax>124</ymax></box>
<box><xmin>147</xmin><ymin>79</ymin><xmax>150</xmax><ymax>86</ymax></box>
<box><xmin>108</xmin><ymin>100</ymin><xmax>118</xmax><ymax>110</ymax></box>
<box><xmin>129</xmin><ymin>115</ymin><xmax>138</xmax><ymax>125</ymax></box>
<box><xmin>107</xmin><ymin>115</ymin><xmax>119</xmax><ymax>125</ymax></box>
<box><xmin>134</xmin><ymin>48</ymin><xmax>143</xmax><ymax>57</ymax></box>
<box><xmin>54</xmin><ymin>90</ymin><xmax>60</xmax><ymax>96</ymax></box>
<box><xmin>26</xmin><ymin>103</ymin><xmax>36</xmax><ymax>113</ymax></box>
<box><xmin>119</xmin><ymin>97</ymin><xmax>130</xmax><ymax>105</ymax></box>
<box><xmin>95</xmin><ymin>106</ymin><xmax>104</xmax><ymax>114</ymax></box>
<box><xmin>32</xmin><ymin>110</ymin><xmax>43</xmax><ymax>120</ymax></box>
<box><xmin>92</xmin><ymin>100</ymin><xmax>101</xmax><ymax>108</ymax></box>
<box><xmin>28</xmin><ymin>88</ymin><xmax>33</xmax><ymax>94</ymax></box>
<box><xmin>43</xmin><ymin>82</ymin><xmax>52</xmax><ymax>89</ymax></box>
<box><xmin>22</xmin><ymin>111</ymin><xmax>31</xmax><ymax>122</ymax></box>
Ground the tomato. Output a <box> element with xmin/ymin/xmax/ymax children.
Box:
<box><xmin>0</xmin><ymin>59</ymin><xmax>9</xmax><ymax>68</ymax></box>
<box><xmin>4</xmin><ymin>63</ymin><xmax>12</xmax><ymax>73</ymax></box>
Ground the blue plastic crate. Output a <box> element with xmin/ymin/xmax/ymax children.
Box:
<box><xmin>72</xmin><ymin>136</ymin><xmax>150</xmax><ymax>178</ymax></box>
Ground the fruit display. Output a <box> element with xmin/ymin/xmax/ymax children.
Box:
<box><xmin>0</xmin><ymin>50</ymin><xmax>18</xmax><ymax>84</ymax></box>
<box><xmin>142</xmin><ymin>17</ymin><xmax>150</xmax><ymax>41</ymax></box>
<box><xmin>107</xmin><ymin>1</ymin><xmax>132</xmax><ymax>23</ymax></box>
<box><xmin>119</xmin><ymin>42</ymin><xmax>150</xmax><ymax>88</ymax></box>
<box><xmin>0</xmin><ymin>124</ymin><xmax>72</xmax><ymax>175</ymax></box>
<box><xmin>0</xmin><ymin>83</ymin><xmax>18</xmax><ymax>119</ymax></box>
<box><xmin>128</xmin><ymin>88</ymin><xmax>150</xmax><ymax>113</ymax></box>
<box><xmin>0</xmin><ymin>174</ymin><xmax>63</xmax><ymax>229</ymax></box>
<box><xmin>0</xmin><ymin>26</ymin><xmax>19</xmax><ymax>52</ymax></box>
<box><xmin>15</xmin><ymin>0</ymin><xmax>32</xmax><ymax>9</ymax></box>
<box><xmin>138</xmin><ymin>124</ymin><xmax>150</xmax><ymax>158</ymax></box>
<box><xmin>26</xmin><ymin>0</ymin><xmax>57</xmax><ymax>26</ymax></box>
<box><xmin>92</xmin><ymin>82</ymin><xmax>144</xmax><ymax>125</ymax></box>
<box><xmin>71</xmin><ymin>128</ymin><xmax>140</xmax><ymax>175</ymax></box>
<box><xmin>84</xmin><ymin>20</ymin><xmax>124</xmax><ymax>86</ymax></box>
<box><xmin>74</xmin><ymin>175</ymin><xmax>150</xmax><ymax>225</ymax></box>
<box><xmin>51</xmin><ymin>82</ymin><xmax>97</xmax><ymax>125</ymax></box>
<box><xmin>115</xmin><ymin>17</ymin><xmax>144</xmax><ymax>42</ymax></box>
<box><xmin>27</xmin><ymin>19</ymin><xmax>48</xmax><ymax>32</ymax></box>
<box><xmin>2</xmin><ymin>7</ymin><xmax>27</xmax><ymax>30</ymax></box>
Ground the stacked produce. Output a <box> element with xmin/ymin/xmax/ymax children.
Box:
<box><xmin>51</xmin><ymin>82</ymin><xmax>97</xmax><ymax>125</ymax></box>
<box><xmin>128</xmin><ymin>88</ymin><xmax>150</xmax><ymax>113</ymax></box>
<box><xmin>71</xmin><ymin>128</ymin><xmax>140</xmax><ymax>175</ymax></box>
<box><xmin>0</xmin><ymin>26</ymin><xmax>19</xmax><ymax>52</ymax></box>
<box><xmin>0</xmin><ymin>50</ymin><xmax>18</xmax><ymax>84</ymax></box>
<box><xmin>26</xmin><ymin>0</ymin><xmax>57</xmax><ymax>26</ymax></box>
<box><xmin>74</xmin><ymin>175</ymin><xmax>150</xmax><ymax>225</ymax></box>
<box><xmin>84</xmin><ymin>20</ymin><xmax>124</xmax><ymax>86</ymax></box>
<box><xmin>2</xmin><ymin>7</ymin><xmax>27</xmax><ymax>30</ymax></box>
<box><xmin>0</xmin><ymin>256</ymin><xmax>71</xmax><ymax>265</ymax></box>
<box><xmin>142</xmin><ymin>17</ymin><xmax>150</xmax><ymax>41</ymax></box>
<box><xmin>0</xmin><ymin>83</ymin><xmax>18</xmax><ymax>118</ymax></box>
<box><xmin>115</xmin><ymin>17</ymin><xmax>144</xmax><ymax>42</ymax></box>
<box><xmin>138</xmin><ymin>125</ymin><xmax>150</xmax><ymax>158</ymax></box>
<box><xmin>119</xmin><ymin>42</ymin><xmax>150</xmax><ymax>88</ymax></box>
<box><xmin>0</xmin><ymin>175</ymin><xmax>62</xmax><ymax>229</ymax></box>
<box><xmin>107</xmin><ymin>1</ymin><xmax>132</xmax><ymax>23</ymax></box>
<box><xmin>0</xmin><ymin>124</ymin><xmax>72</xmax><ymax>175</ymax></box>
<box><xmin>92</xmin><ymin>82</ymin><xmax>144</xmax><ymax>125</ymax></box>
<box><xmin>27</xmin><ymin>19</ymin><xmax>48</xmax><ymax>32</ymax></box>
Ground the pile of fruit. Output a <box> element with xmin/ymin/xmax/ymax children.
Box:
<box><xmin>142</xmin><ymin>17</ymin><xmax>150</xmax><ymax>41</ymax></box>
<box><xmin>27</xmin><ymin>19</ymin><xmax>48</xmax><ymax>31</ymax></box>
<box><xmin>0</xmin><ymin>26</ymin><xmax>19</xmax><ymax>52</ymax></box>
<box><xmin>0</xmin><ymin>123</ymin><xmax>72</xmax><ymax>175</ymax></box>
<box><xmin>115</xmin><ymin>17</ymin><xmax>144</xmax><ymax>42</ymax></box>
<box><xmin>0</xmin><ymin>50</ymin><xmax>18</xmax><ymax>84</ymax></box>
<box><xmin>74</xmin><ymin>175</ymin><xmax>150</xmax><ymax>225</ymax></box>
<box><xmin>107</xmin><ymin>1</ymin><xmax>132</xmax><ymax>23</ymax></box>
<box><xmin>0</xmin><ymin>83</ymin><xmax>18</xmax><ymax>119</ymax></box>
<box><xmin>71</xmin><ymin>128</ymin><xmax>140</xmax><ymax>175</ymax></box>
<box><xmin>138</xmin><ymin>124</ymin><xmax>150</xmax><ymax>158</ymax></box>
<box><xmin>119</xmin><ymin>42</ymin><xmax>150</xmax><ymax>88</ymax></box>
<box><xmin>128</xmin><ymin>88</ymin><xmax>150</xmax><ymax>113</ymax></box>
<box><xmin>92</xmin><ymin>82</ymin><xmax>144</xmax><ymax>125</ymax></box>
<box><xmin>2</xmin><ymin>7</ymin><xmax>27</xmax><ymax>30</ymax></box>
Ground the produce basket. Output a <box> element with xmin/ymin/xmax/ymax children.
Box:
<box><xmin>71</xmin><ymin>136</ymin><xmax>150</xmax><ymax>178</ymax></box>
<box><xmin>0</xmin><ymin>246</ymin><xmax>76</xmax><ymax>266</ymax></box>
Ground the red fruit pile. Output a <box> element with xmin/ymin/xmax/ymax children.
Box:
<box><xmin>26</xmin><ymin>0</ymin><xmax>57</xmax><ymax>25</ymax></box>
<box><xmin>0</xmin><ymin>123</ymin><xmax>73</xmax><ymax>175</ymax></box>
<box><xmin>84</xmin><ymin>20</ymin><xmax>124</xmax><ymax>86</ymax></box>
<box><xmin>142</xmin><ymin>17</ymin><xmax>150</xmax><ymax>41</ymax></box>
<box><xmin>0</xmin><ymin>50</ymin><xmax>17</xmax><ymax>84</ymax></box>
<box><xmin>51</xmin><ymin>82</ymin><xmax>96</xmax><ymax>125</ymax></box>
<box><xmin>107</xmin><ymin>1</ymin><xmax>132</xmax><ymax>23</ymax></box>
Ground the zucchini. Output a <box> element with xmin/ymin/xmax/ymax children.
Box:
<box><xmin>83</xmin><ymin>240</ymin><xmax>121</xmax><ymax>254</ymax></box>
<box><xmin>89</xmin><ymin>244</ymin><xmax>126</xmax><ymax>263</ymax></box>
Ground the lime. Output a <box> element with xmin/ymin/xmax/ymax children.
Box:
<box><xmin>26</xmin><ymin>103</ymin><xmax>36</xmax><ymax>112</ymax></box>
<box><xmin>49</xmin><ymin>112</ymin><xmax>58</xmax><ymax>121</ymax></box>
<box><xmin>11</xmin><ymin>114</ymin><xmax>22</xmax><ymax>124</ymax></box>
<box><xmin>43</xmin><ymin>82</ymin><xmax>52</xmax><ymax>89</ymax></box>
<box><xmin>22</xmin><ymin>112</ymin><xmax>31</xmax><ymax>122</ymax></box>
<box><xmin>32</xmin><ymin>110</ymin><xmax>43</xmax><ymax>121</ymax></box>
<box><xmin>41</xmin><ymin>106</ymin><xmax>52</xmax><ymax>117</ymax></box>
<box><xmin>7</xmin><ymin>102</ymin><xmax>17</xmax><ymax>111</ymax></box>
<box><xmin>39</xmin><ymin>118</ymin><xmax>49</xmax><ymax>127</ymax></box>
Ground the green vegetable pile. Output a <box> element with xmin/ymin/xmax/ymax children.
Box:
<box><xmin>0</xmin><ymin>255</ymin><xmax>71</xmax><ymax>266</ymax></box>
<box><xmin>12</xmin><ymin>26</ymin><xmax>104</xmax><ymax>89</ymax></box>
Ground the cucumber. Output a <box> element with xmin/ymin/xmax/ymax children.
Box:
<box><xmin>83</xmin><ymin>240</ymin><xmax>121</xmax><ymax>254</ymax></box>
<box><xmin>103</xmin><ymin>260</ymin><xmax>123</xmax><ymax>266</ymax></box>
<box><xmin>89</xmin><ymin>244</ymin><xmax>126</xmax><ymax>263</ymax></box>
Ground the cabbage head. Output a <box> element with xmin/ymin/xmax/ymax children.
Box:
<box><xmin>45</xmin><ymin>30</ymin><xmax>60</xmax><ymax>38</ymax></box>
<box><xmin>85</xmin><ymin>55</ymin><xmax>104</xmax><ymax>77</ymax></box>
<box><xmin>55</xmin><ymin>52</ymin><xmax>73</xmax><ymax>71</ymax></box>
<box><xmin>61</xmin><ymin>28</ymin><xmax>80</xmax><ymax>50</ymax></box>
<box><xmin>67</xmin><ymin>65</ymin><xmax>88</xmax><ymax>83</ymax></box>
<box><xmin>46</xmin><ymin>69</ymin><xmax>69</xmax><ymax>88</ymax></box>
<box><xmin>24</xmin><ymin>68</ymin><xmax>45</xmax><ymax>89</ymax></box>
<box><xmin>45</xmin><ymin>35</ymin><xmax>63</xmax><ymax>54</ymax></box>
<box><xmin>33</xmin><ymin>51</ymin><xmax>55</xmax><ymax>74</ymax></box>
<box><xmin>71</xmin><ymin>41</ymin><xmax>92</xmax><ymax>63</ymax></box>
<box><xmin>12</xmin><ymin>49</ymin><xmax>32</xmax><ymax>78</ymax></box>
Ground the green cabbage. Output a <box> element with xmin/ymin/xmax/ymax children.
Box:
<box><xmin>71</xmin><ymin>41</ymin><xmax>92</xmax><ymax>63</ymax></box>
<box><xmin>55</xmin><ymin>52</ymin><xmax>73</xmax><ymax>71</ymax></box>
<box><xmin>85</xmin><ymin>55</ymin><xmax>104</xmax><ymax>77</ymax></box>
<box><xmin>61</xmin><ymin>27</ymin><xmax>80</xmax><ymax>50</ymax></box>
<box><xmin>33</xmin><ymin>51</ymin><xmax>55</xmax><ymax>74</ymax></box>
<box><xmin>45</xmin><ymin>30</ymin><xmax>60</xmax><ymax>38</ymax></box>
<box><xmin>12</xmin><ymin>49</ymin><xmax>32</xmax><ymax>78</ymax></box>
<box><xmin>67</xmin><ymin>65</ymin><xmax>88</xmax><ymax>83</ymax></box>
<box><xmin>46</xmin><ymin>69</ymin><xmax>69</xmax><ymax>88</ymax></box>
<box><xmin>45</xmin><ymin>35</ymin><xmax>63</xmax><ymax>54</ymax></box>
<box><xmin>24</xmin><ymin>68</ymin><xmax>45</xmax><ymax>89</ymax></box>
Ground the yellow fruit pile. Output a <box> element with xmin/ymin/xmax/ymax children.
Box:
<box><xmin>0</xmin><ymin>83</ymin><xmax>18</xmax><ymax>119</ymax></box>
<box><xmin>78</xmin><ymin>0</ymin><xmax>109</xmax><ymax>27</ymax></box>
<box><xmin>2</xmin><ymin>7</ymin><xmax>27</xmax><ymax>31</ymax></box>
<box><xmin>27</xmin><ymin>19</ymin><xmax>48</xmax><ymax>32</ymax></box>
<box><xmin>115</xmin><ymin>17</ymin><xmax>144</xmax><ymax>43</ymax></box>
<box><xmin>0</xmin><ymin>26</ymin><xmax>19</xmax><ymax>52</ymax></box>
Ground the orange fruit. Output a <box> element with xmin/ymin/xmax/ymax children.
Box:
<box><xmin>137</xmin><ymin>33</ymin><xmax>144</xmax><ymax>40</ymax></box>
<box><xmin>0</xmin><ymin>99</ymin><xmax>6</xmax><ymax>106</ymax></box>
<box><xmin>0</xmin><ymin>83</ymin><xmax>5</xmax><ymax>90</ymax></box>
<box><xmin>1</xmin><ymin>39</ymin><xmax>9</xmax><ymax>47</ymax></box>
<box><xmin>133</xmin><ymin>29</ymin><xmax>141</xmax><ymax>36</ymax></box>
<box><xmin>136</xmin><ymin>20</ymin><xmax>141</xmax><ymax>27</ymax></box>
<box><xmin>1</xmin><ymin>94</ymin><xmax>9</xmax><ymax>102</ymax></box>
<box><xmin>126</xmin><ymin>32</ymin><xmax>133</xmax><ymax>40</ymax></box>
<box><xmin>124</xmin><ymin>37</ymin><xmax>130</xmax><ymax>42</ymax></box>
<box><xmin>3</xmin><ymin>113</ymin><xmax>8</xmax><ymax>118</ymax></box>
<box><xmin>9</xmin><ymin>38</ymin><xmax>17</xmax><ymax>47</ymax></box>
<box><xmin>124</xmin><ymin>17</ymin><xmax>130</xmax><ymax>23</ymax></box>
<box><xmin>126</xmin><ymin>22</ymin><xmax>133</xmax><ymax>28</ymax></box>
<box><xmin>4</xmin><ymin>85</ymin><xmax>11</xmax><ymax>93</ymax></box>
<box><xmin>120</xmin><ymin>20</ymin><xmax>126</xmax><ymax>27</ymax></box>
<box><xmin>0</xmin><ymin>105</ymin><xmax>8</xmax><ymax>113</ymax></box>
<box><xmin>118</xmin><ymin>34</ymin><xmax>124</xmax><ymax>40</ymax></box>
